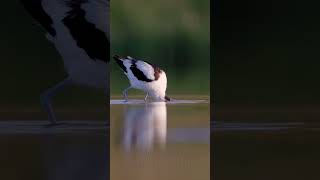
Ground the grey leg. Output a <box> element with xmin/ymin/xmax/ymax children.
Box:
<box><xmin>40</xmin><ymin>77</ymin><xmax>71</xmax><ymax>124</ymax></box>
<box><xmin>144</xmin><ymin>93</ymin><xmax>148</xmax><ymax>102</ymax></box>
<box><xmin>122</xmin><ymin>86</ymin><xmax>132</xmax><ymax>102</ymax></box>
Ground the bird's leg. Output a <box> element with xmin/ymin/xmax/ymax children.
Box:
<box><xmin>144</xmin><ymin>93</ymin><xmax>149</xmax><ymax>102</ymax></box>
<box><xmin>40</xmin><ymin>77</ymin><xmax>71</xmax><ymax>125</ymax></box>
<box><xmin>122</xmin><ymin>86</ymin><xmax>132</xmax><ymax>102</ymax></box>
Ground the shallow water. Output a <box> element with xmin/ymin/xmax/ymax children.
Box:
<box><xmin>110</xmin><ymin>99</ymin><xmax>208</xmax><ymax>105</ymax></box>
<box><xmin>0</xmin><ymin>99</ymin><xmax>209</xmax><ymax>180</ymax></box>
<box><xmin>213</xmin><ymin>126</ymin><xmax>320</xmax><ymax>180</ymax></box>
<box><xmin>2</xmin><ymin>100</ymin><xmax>320</xmax><ymax>180</ymax></box>
<box><xmin>0</xmin><ymin>129</ymin><xmax>109</xmax><ymax>180</ymax></box>
<box><xmin>110</xmin><ymin>99</ymin><xmax>210</xmax><ymax>180</ymax></box>
<box><xmin>212</xmin><ymin>108</ymin><xmax>320</xmax><ymax>180</ymax></box>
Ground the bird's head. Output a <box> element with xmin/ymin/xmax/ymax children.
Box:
<box><xmin>151</xmin><ymin>93</ymin><xmax>171</xmax><ymax>102</ymax></box>
<box><xmin>160</xmin><ymin>95</ymin><xmax>171</xmax><ymax>102</ymax></box>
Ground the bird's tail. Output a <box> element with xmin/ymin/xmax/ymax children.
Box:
<box><xmin>113</xmin><ymin>55</ymin><xmax>127</xmax><ymax>72</ymax></box>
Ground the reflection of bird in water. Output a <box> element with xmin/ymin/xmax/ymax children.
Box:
<box><xmin>122</xmin><ymin>102</ymin><xmax>167</xmax><ymax>151</ymax></box>
<box><xmin>113</xmin><ymin>55</ymin><xmax>170</xmax><ymax>102</ymax></box>
<box><xmin>20</xmin><ymin>0</ymin><xmax>110</xmax><ymax>124</ymax></box>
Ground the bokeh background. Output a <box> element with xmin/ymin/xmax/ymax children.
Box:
<box><xmin>0</xmin><ymin>1</ymin><xmax>107</xmax><ymax>120</ymax></box>
<box><xmin>213</xmin><ymin>1</ymin><xmax>320</xmax><ymax>180</ymax></box>
<box><xmin>212</xmin><ymin>0</ymin><xmax>320</xmax><ymax>122</ymax></box>
<box><xmin>110</xmin><ymin>0</ymin><xmax>210</xmax><ymax>98</ymax></box>
<box><xmin>213</xmin><ymin>0</ymin><xmax>320</xmax><ymax>106</ymax></box>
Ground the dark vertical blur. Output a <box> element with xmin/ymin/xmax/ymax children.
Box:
<box><xmin>213</xmin><ymin>0</ymin><xmax>320</xmax><ymax>107</ymax></box>
<box><xmin>213</xmin><ymin>1</ymin><xmax>320</xmax><ymax>180</ymax></box>
<box><xmin>0</xmin><ymin>1</ymin><xmax>109</xmax><ymax>180</ymax></box>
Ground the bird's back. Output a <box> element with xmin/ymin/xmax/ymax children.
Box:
<box><xmin>114</xmin><ymin>56</ymin><xmax>168</xmax><ymax>100</ymax></box>
<box><xmin>114</xmin><ymin>56</ymin><xmax>164</xmax><ymax>83</ymax></box>
<box><xmin>20</xmin><ymin>0</ymin><xmax>110</xmax><ymax>88</ymax></box>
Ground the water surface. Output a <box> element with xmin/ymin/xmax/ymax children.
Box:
<box><xmin>212</xmin><ymin>108</ymin><xmax>320</xmax><ymax>180</ymax></box>
<box><xmin>110</xmin><ymin>99</ymin><xmax>210</xmax><ymax>180</ymax></box>
<box><xmin>0</xmin><ymin>124</ymin><xmax>108</xmax><ymax>180</ymax></box>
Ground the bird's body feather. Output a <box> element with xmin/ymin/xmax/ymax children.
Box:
<box><xmin>114</xmin><ymin>56</ymin><xmax>169</xmax><ymax>101</ymax></box>
<box><xmin>20</xmin><ymin>0</ymin><xmax>110</xmax><ymax>123</ymax></box>
<box><xmin>21</xmin><ymin>0</ymin><xmax>109</xmax><ymax>89</ymax></box>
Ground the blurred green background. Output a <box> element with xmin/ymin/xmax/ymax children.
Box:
<box><xmin>110</xmin><ymin>0</ymin><xmax>210</xmax><ymax>98</ymax></box>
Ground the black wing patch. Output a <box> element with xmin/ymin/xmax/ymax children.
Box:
<box><xmin>20</xmin><ymin>0</ymin><xmax>56</xmax><ymax>36</ymax></box>
<box><xmin>116</xmin><ymin>60</ymin><xmax>127</xmax><ymax>73</ymax></box>
<box><xmin>130</xmin><ymin>61</ymin><xmax>153</xmax><ymax>82</ymax></box>
<box><xmin>139</xmin><ymin>60</ymin><xmax>163</xmax><ymax>81</ymax></box>
<box><xmin>63</xmin><ymin>1</ymin><xmax>109</xmax><ymax>63</ymax></box>
<box><xmin>113</xmin><ymin>55</ymin><xmax>127</xmax><ymax>73</ymax></box>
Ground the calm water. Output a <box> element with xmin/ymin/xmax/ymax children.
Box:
<box><xmin>0</xmin><ymin>99</ymin><xmax>209</xmax><ymax>180</ymax></box>
<box><xmin>213</xmin><ymin>128</ymin><xmax>320</xmax><ymax>180</ymax></box>
<box><xmin>213</xmin><ymin>108</ymin><xmax>320</xmax><ymax>180</ymax></box>
<box><xmin>2</xmin><ymin>102</ymin><xmax>320</xmax><ymax>180</ymax></box>
<box><xmin>110</xmin><ymin>99</ymin><xmax>210</xmax><ymax>180</ymax></box>
<box><xmin>0</xmin><ymin>126</ymin><xmax>108</xmax><ymax>180</ymax></box>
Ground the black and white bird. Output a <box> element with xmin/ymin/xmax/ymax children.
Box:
<box><xmin>113</xmin><ymin>55</ymin><xmax>170</xmax><ymax>102</ymax></box>
<box><xmin>20</xmin><ymin>0</ymin><xmax>109</xmax><ymax>124</ymax></box>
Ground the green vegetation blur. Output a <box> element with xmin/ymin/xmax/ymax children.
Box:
<box><xmin>110</xmin><ymin>0</ymin><xmax>210</xmax><ymax>97</ymax></box>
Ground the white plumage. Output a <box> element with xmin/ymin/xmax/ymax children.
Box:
<box><xmin>113</xmin><ymin>55</ymin><xmax>170</xmax><ymax>102</ymax></box>
<box><xmin>20</xmin><ymin>0</ymin><xmax>109</xmax><ymax>124</ymax></box>
<box><xmin>41</xmin><ymin>0</ymin><xmax>109</xmax><ymax>88</ymax></box>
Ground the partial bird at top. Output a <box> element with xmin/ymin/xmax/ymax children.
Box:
<box><xmin>20</xmin><ymin>0</ymin><xmax>110</xmax><ymax>124</ymax></box>
<box><xmin>113</xmin><ymin>55</ymin><xmax>170</xmax><ymax>102</ymax></box>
